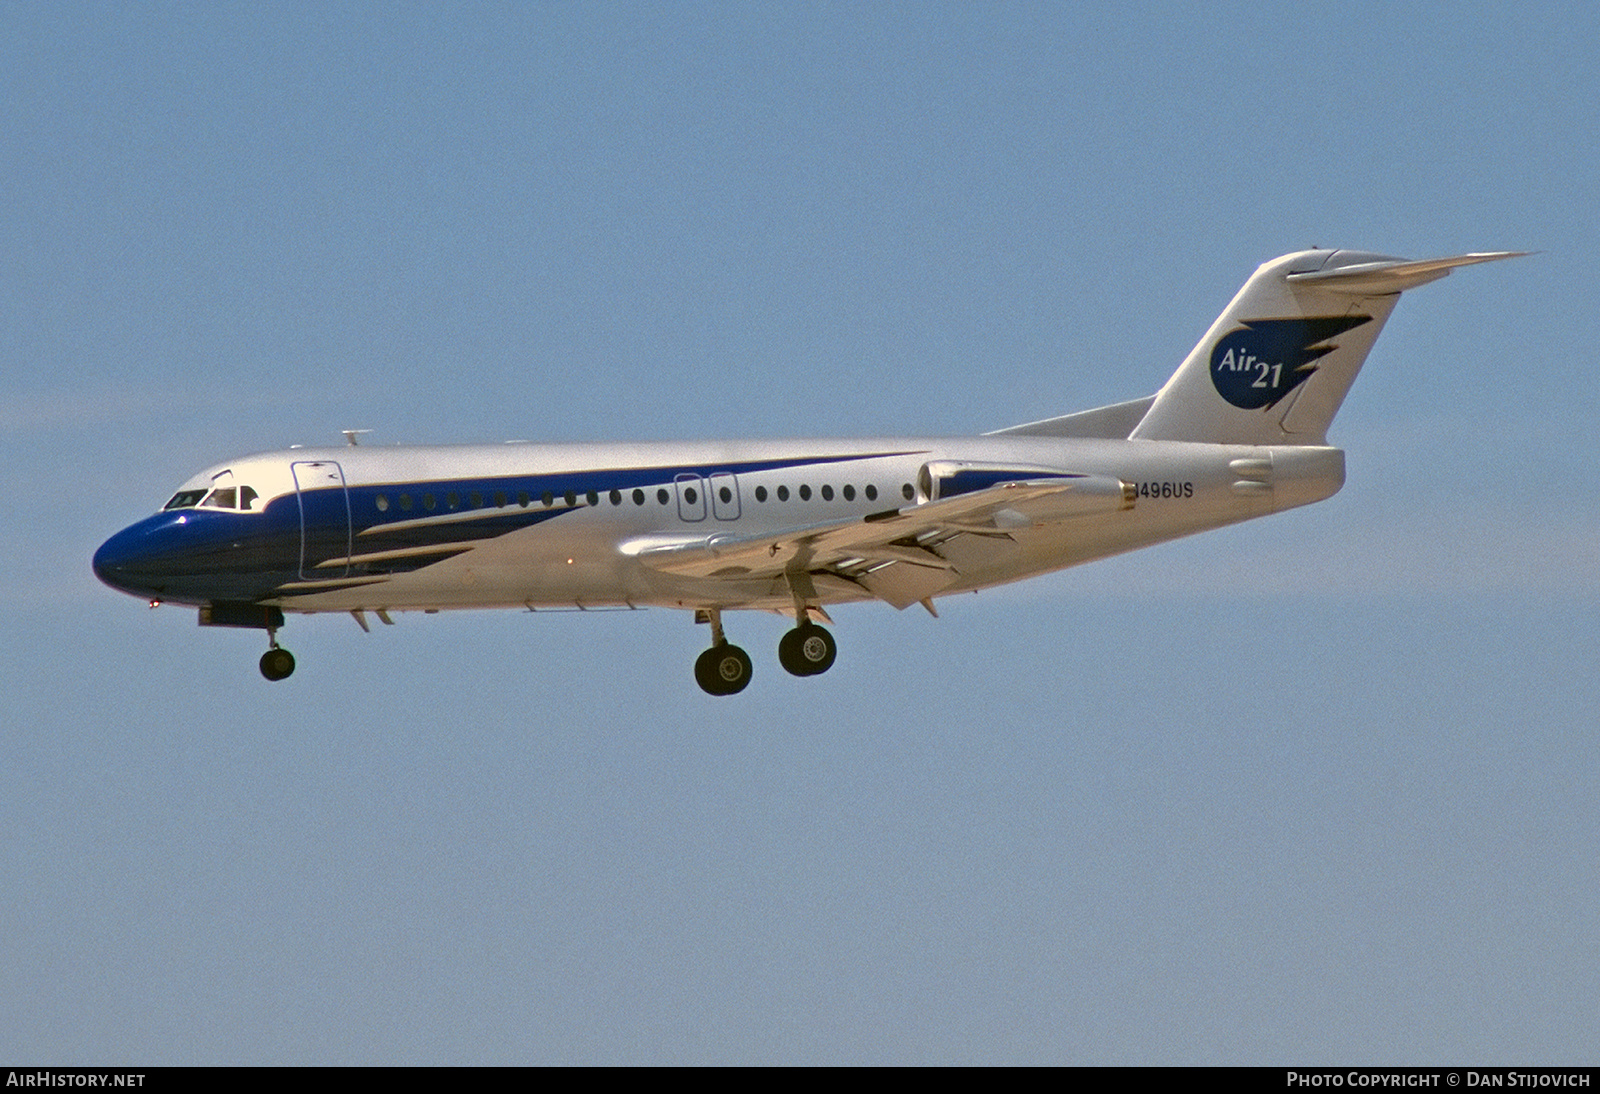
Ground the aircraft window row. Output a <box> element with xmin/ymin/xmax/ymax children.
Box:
<box><xmin>750</xmin><ymin>483</ymin><xmax>913</xmax><ymax>503</ymax></box>
<box><xmin>368</xmin><ymin>480</ymin><xmax>918</xmax><ymax>517</ymax></box>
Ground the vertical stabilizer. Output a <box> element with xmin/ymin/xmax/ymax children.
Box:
<box><xmin>1130</xmin><ymin>249</ymin><xmax>1522</xmax><ymax>446</ymax></box>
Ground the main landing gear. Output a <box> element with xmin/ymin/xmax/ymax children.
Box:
<box><xmin>695</xmin><ymin>642</ymin><xmax>753</xmax><ymax>696</ymax></box>
<box><xmin>778</xmin><ymin>623</ymin><xmax>837</xmax><ymax>677</ymax></box>
<box><xmin>694</xmin><ymin>608</ymin><xmax>752</xmax><ymax>696</ymax></box>
<box><xmin>693</xmin><ymin>606</ymin><xmax>838</xmax><ymax>696</ymax></box>
<box><xmin>259</xmin><ymin>628</ymin><xmax>296</xmax><ymax>682</ymax></box>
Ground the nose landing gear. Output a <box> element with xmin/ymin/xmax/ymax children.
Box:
<box><xmin>259</xmin><ymin>629</ymin><xmax>295</xmax><ymax>681</ymax></box>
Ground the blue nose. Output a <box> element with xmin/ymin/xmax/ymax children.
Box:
<box><xmin>92</xmin><ymin>513</ymin><xmax>190</xmax><ymax>597</ymax></box>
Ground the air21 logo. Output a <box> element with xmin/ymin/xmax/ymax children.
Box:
<box><xmin>1210</xmin><ymin>315</ymin><xmax>1372</xmax><ymax>410</ymax></box>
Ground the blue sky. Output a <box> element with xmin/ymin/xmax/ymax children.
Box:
<box><xmin>3</xmin><ymin>1</ymin><xmax>1596</xmax><ymax>1064</ymax></box>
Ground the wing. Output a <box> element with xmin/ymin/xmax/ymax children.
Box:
<box><xmin>622</xmin><ymin>468</ymin><xmax>1134</xmax><ymax>609</ymax></box>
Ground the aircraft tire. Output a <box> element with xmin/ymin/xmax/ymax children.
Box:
<box><xmin>695</xmin><ymin>643</ymin><xmax>752</xmax><ymax>696</ymax></box>
<box><xmin>259</xmin><ymin>648</ymin><xmax>296</xmax><ymax>682</ymax></box>
<box><xmin>778</xmin><ymin>624</ymin><xmax>836</xmax><ymax>677</ymax></box>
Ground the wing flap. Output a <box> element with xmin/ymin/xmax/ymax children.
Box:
<box><xmin>856</xmin><ymin>561</ymin><xmax>957</xmax><ymax>610</ymax></box>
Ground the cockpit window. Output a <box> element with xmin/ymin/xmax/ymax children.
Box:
<box><xmin>163</xmin><ymin>485</ymin><xmax>262</xmax><ymax>511</ymax></box>
<box><xmin>163</xmin><ymin>490</ymin><xmax>208</xmax><ymax>510</ymax></box>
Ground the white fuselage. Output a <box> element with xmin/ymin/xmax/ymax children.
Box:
<box><xmin>120</xmin><ymin>436</ymin><xmax>1341</xmax><ymax>615</ymax></box>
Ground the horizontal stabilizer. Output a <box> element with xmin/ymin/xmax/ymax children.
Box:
<box><xmin>1284</xmin><ymin>251</ymin><xmax>1527</xmax><ymax>294</ymax></box>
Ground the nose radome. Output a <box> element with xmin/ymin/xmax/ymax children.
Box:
<box><xmin>93</xmin><ymin>525</ymin><xmax>144</xmax><ymax>592</ymax></box>
<box><xmin>92</xmin><ymin>517</ymin><xmax>178</xmax><ymax>595</ymax></box>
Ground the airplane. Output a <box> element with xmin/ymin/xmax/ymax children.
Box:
<box><xmin>93</xmin><ymin>248</ymin><xmax>1520</xmax><ymax>695</ymax></box>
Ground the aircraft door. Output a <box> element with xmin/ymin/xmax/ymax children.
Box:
<box><xmin>709</xmin><ymin>471</ymin><xmax>741</xmax><ymax>521</ymax></box>
<box><xmin>674</xmin><ymin>473</ymin><xmax>707</xmax><ymax>522</ymax></box>
<box><xmin>291</xmin><ymin>461</ymin><xmax>352</xmax><ymax>580</ymax></box>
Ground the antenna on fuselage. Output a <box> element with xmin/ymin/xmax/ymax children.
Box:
<box><xmin>341</xmin><ymin>429</ymin><xmax>371</xmax><ymax>447</ymax></box>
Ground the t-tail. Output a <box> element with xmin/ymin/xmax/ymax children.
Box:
<box><xmin>1129</xmin><ymin>249</ymin><xmax>1524</xmax><ymax>446</ymax></box>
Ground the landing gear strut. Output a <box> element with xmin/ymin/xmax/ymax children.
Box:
<box><xmin>259</xmin><ymin>629</ymin><xmax>295</xmax><ymax>681</ymax></box>
<box><xmin>693</xmin><ymin>608</ymin><xmax>751</xmax><ymax>696</ymax></box>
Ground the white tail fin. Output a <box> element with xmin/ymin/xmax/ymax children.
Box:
<box><xmin>1130</xmin><ymin>249</ymin><xmax>1523</xmax><ymax>446</ymax></box>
